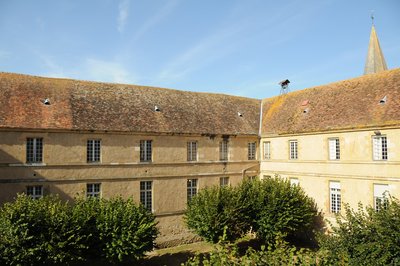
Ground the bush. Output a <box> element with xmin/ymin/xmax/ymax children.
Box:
<box><xmin>185</xmin><ymin>186</ymin><xmax>249</xmax><ymax>243</ymax></box>
<box><xmin>185</xmin><ymin>178</ymin><xmax>320</xmax><ymax>245</ymax></box>
<box><xmin>76</xmin><ymin>197</ymin><xmax>158</xmax><ymax>263</ymax></box>
<box><xmin>0</xmin><ymin>194</ymin><xmax>87</xmax><ymax>265</ymax></box>
<box><xmin>246</xmin><ymin>178</ymin><xmax>320</xmax><ymax>245</ymax></box>
<box><xmin>0</xmin><ymin>195</ymin><xmax>158</xmax><ymax>265</ymax></box>
<box><xmin>183</xmin><ymin>235</ymin><xmax>322</xmax><ymax>266</ymax></box>
<box><xmin>318</xmin><ymin>198</ymin><xmax>400</xmax><ymax>265</ymax></box>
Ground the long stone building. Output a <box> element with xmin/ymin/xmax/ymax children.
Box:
<box><xmin>0</xmin><ymin>24</ymin><xmax>399</xmax><ymax>244</ymax></box>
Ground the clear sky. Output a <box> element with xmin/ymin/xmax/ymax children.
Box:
<box><xmin>0</xmin><ymin>0</ymin><xmax>399</xmax><ymax>99</ymax></box>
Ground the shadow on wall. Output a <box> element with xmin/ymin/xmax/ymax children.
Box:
<box><xmin>0</xmin><ymin>148</ymin><xmax>75</xmax><ymax>204</ymax></box>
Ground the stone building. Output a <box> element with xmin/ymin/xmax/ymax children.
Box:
<box><xmin>260</xmin><ymin>24</ymin><xmax>399</xmax><ymax>223</ymax></box>
<box><xmin>0</xmin><ymin>24</ymin><xmax>398</xmax><ymax>243</ymax></box>
<box><xmin>0</xmin><ymin>73</ymin><xmax>260</xmax><ymax>245</ymax></box>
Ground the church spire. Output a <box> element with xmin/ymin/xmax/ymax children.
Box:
<box><xmin>364</xmin><ymin>18</ymin><xmax>388</xmax><ymax>75</ymax></box>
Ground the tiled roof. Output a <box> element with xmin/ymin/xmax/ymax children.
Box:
<box><xmin>262</xmin><ymin>68</ymin><xmax>400</xmax><ymax>135</ymax></box>
<box><xmin>0</xmin><ymin>73</ymin><xmax>261</xmax><ymax>135</ymax></box>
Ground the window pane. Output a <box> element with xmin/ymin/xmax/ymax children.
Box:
<box><xmin>140</xmin><ymin>181</ymin><xmax>152</xmax><ymax>211</ymax></box>
<box><xmin>187</xmin><ymin>179</ymin><xmax>198</xmax><ymax>201</ymax></box>
<box><xmin>26</xmin><ymin>138</ymin><xmax>43</xmax><ymax>163</ymax></box>
<box><xmin>263</xmin><ymin>141</ymin><xmax>270</xmax><ymax>160</ymax></box>
<box><xmin>248</xmin><ymin>142</ymin><xmax>256</xmax><ymax>160</ymax></box>
<box><xmin>220</xmin><ymin>140</ymin><xmax>228</xmax><ymax>161</ymax></box>
<box><xmin>140</xmin><ymin>140</ymin><xmax>152</xmax><ymax>162</ymax></box>
<box><xmin>330</xmin><ymin>181</ymin><xmax>341</xmax><ymax>213</ymax></box>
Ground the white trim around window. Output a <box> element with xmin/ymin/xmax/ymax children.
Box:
<box><xmin>329</xmin><ymin>181</ymin><xmax>341</xmax><ymax>213</ymax></box>
<box><xmin>328</xmin><ymin>138</ymin><xmax>340</xmax><ymax>160</ymax></box>
<box><xmin>263</xmin><ymin>141</ymin><xmax>271</xmax><ymax>160</ymax></box>
<box><xmin>372</xmin><ymin>135</ymin><xmax>388</xmax><ymax>161</ymax></box>
<box><xmin>289</xmin><ymin>140</ymin><xmax>298</xmax><ymax>160</ymax></box>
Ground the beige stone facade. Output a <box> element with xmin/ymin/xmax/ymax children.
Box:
<box><xmin>1</xmin><ymin>66</ymin><xmax>399</xmax><ymax>245</ymax></box>
<box><xmin>0</xmin><ymin>129</ymin><xmax>259</xmax><ymax>245</ymax></box>
<box><xmin>260</xmin><ymin>127</ymin><xmax>400</xmax><ymax>221</ymax></box>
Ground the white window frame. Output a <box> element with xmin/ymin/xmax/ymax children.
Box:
<box><xmin>219</xmin><ymin>140</ymin><xmax>229</xmax><ymax>161</ymax></box>
<box><xmin>248</xmin><ymin>142</ymin><xmax>256</xmax><ymax>160</ymax></box>
<box><xmin>140</xmin><ymin>181</ymin><xmax>152</xmax><ymax>211</ymax></box>
<box><xmin>289</xmin><ymin>140</ymin><xmax>298</xmax><ymax>160</ymax></box>
<box><xmin>372</xmin><ymin>135</ymin><xmax>388</xmax><ymax>161</ymax></box>
<box><xmin>263</xmin><ymin>141</ymin><xmax>271</xmax><ymax>160</ymax></box>
<box><xmin>187</xmin><ymin>179</ymin><xmax>198</xmax><ymax>201</ymax></box>
<box><xmin>220</xmin><ymin>177</ymin><xmax>229</xmax><ymax>187</ymax></box>
<box><xmin>140</xmin><ymin>140</ymin><xmax>152</xmax><ymax>162</ymax></box>
<box><xmin>187</xmin><ymin>141</ymin><xmax>198</xmax><ymax>161</ymax></box>
<box><xmin>26</xmin><ymin>185</ymin><xmax>43</xmax><ymax>199</ymax></box>
<box><xmin>26</xmin><ymin>138</ymin><xmax>43</xmax><ymax>163</ymax></box>
<box><xmin>328</xmin><ymin>138</ymin><xmax>340</xmax><ymax>160</ymax></box>
<box><xmin>289</xmin><ymin>178</ymin><xmax>299</xmax><ymax>186</ymax></box>
<box><xmin>330</xmin><ymin>181</ymin><xmax>341</xmax><ymax>213</ymax></box>
<box><xmin>374</xmin><ymin>184</ymin><xmax>389</xmax><ymax>211</ymax></box>
<box><xmin>87</xmin><ymin>139</ymin><xmax>101</xmax><ymax>163</ymax></box>
<box><xmin>86</xmin><ymin>183</ymin><xmax>101</xmax><ymax>198</ymax></box>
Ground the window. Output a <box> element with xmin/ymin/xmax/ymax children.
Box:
<box><xmin>263</xmin><ymin>175</ymin><xmax>271</xmax><ymax>179</ymax></box>
<box><xmin>219</xmin><ymin>140</ymin><xmax>229</xmax><ymax>161</ymax></box>
<box><xmin>187</xmin><ymin>179</ymin><xmax>198</xmax><ymax>201</ymax></box>
<box><xmin>86</xmin><ymin>183</ymin><xmax>101</xmax><ymax>198</ymax></box>
<box><xmin>289</xmin><ymin>178</ymin><xmax>299</xmax><ymax>186</ymax></box>
<box><xmin>140</xmin><ymin>181</ymin><xmax>152</xmax><ymax>211</ymax></box>
<box><xmin>374</xmin><ymin>184</ymin><xmax>389</xmax><ymax>211</ymax></box>
<box><xmin>263</xmin><ymin>141</ymin><xmax>271</xmax><ymax>160</ymax></box>
<box><xmin>373</xmin><ymin>136</ymin><xmax>388</xmax><ymax>160</ymax></box>
<box><xmin>289</xmin><ymin>140</ymin><xmax>298</xmax><ymax>160</ymax></box>
<box><xmin>328</xmin><ymin>138</ymin><xmax>340</xmax><ymax>160</ymax></box>
<box><xmin>140</xmin><ymin>140</ymin><xmax>152</xmax><ymax>162</ymax></box>
<box><xmin>87</xmin><ymin>139</ymin><xmax>101</xmax><ymax>163</ymax></box>
<box><xmin>248</xmin><ymin>142</ymin><xmax>256</xmax><ymax>160</ymax></box>
<box><xmin>248</xmin><ymin>176</ymin><xmax>257</xmax><ymax>181</ymax></box>
<box><xmin>330</xmin><ymin>181</ymin><xmax>341</xmax><ymax>213</ymax></box>
<box><xmin>26</xmin><ymin>185</ymin><xmax>43</xmax><ymax>199</ymax></box>
<box><xmin>26</xmin><ymin>138</ymin><xmax>43</xmax><ymax>163</ymax></box>
<box><xmin>187</xmin><ymin>141</ymin><xmax>198</xmax><ymax>161</ymax></box>
<box><xmin>220</xmin><ymin>177</ymin><xmax>229</xmax><ymax>187</ymax></box>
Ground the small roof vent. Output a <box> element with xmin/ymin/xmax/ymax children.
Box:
<box><xmin>154</xmin><ymin>106</ymin><xmax>160</xmax><ymax>112</ymax></box>
<box><xmin>237</xmin><ymin>112</ymin><xmax>243</xmax><ymax>117</ymax></box>
<box><xmin>379</xmin><ymin>96</ymin><xmax>387</xmax><ymax>104</ymax></box>
<box><xmin>303</xmin><ymin>108</ymin><xmax>310</xmax><ymax>114</ymax></box>
<box><xmin>42</xmin><ymin>98</ymin><xmax>51</xmax><ymax>105</ymax></box>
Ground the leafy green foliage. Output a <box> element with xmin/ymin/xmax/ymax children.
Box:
<box><xmin>185</xmin><ymin>186</ymin><xmax>250</xmax><ymax>243</ymax></box>
<box><xmin>246</xmin><ymin>178</ymin><xmax>320</xmax><ymax>245</ymax></box>
<box><xmin>185</xmin><ymin>178</ymin><xmax>320</xmax><ymax>245</ymax></box>
<box><xmin>183</xmin><ymin>235</ymin><xmax>323</xmax><ymax>266</ymax></box>
<box><xmin>0</xmin><ymin>194</ymin><xmax>158</xmax><ymax>265</ymax></box>
<box><xmin>318</xmin><ymin>198</ymin><xmax>400</xmax><ymax>265</ymax></box>
<box><xmin>0</xmin><ymin>194</ymin><xmax>87</xmax><ymax>265</ymax></box>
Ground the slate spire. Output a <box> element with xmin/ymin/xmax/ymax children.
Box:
<box><xmin>364</xmin><ymin>23</ymin><xmax>388</xmax><ymax>75</ymax></box>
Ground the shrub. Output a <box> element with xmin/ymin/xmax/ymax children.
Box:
<box><xmin>318</xmin><ymin>198</ymin><xmax>400</xmax><ymax>265</ymax></box>
<box><xmin>185</xmin><ymin>178</ymin><xmax>320</xmax><ymax>246</ymax></box>
<box><xmin>0</xmin><ymin>194</ymin><xmax>87</xmax><ymax>265</ymax></box>
<box><xmin>0</xmin><ymin>195</ymin><xmax>158</xmax><ymax>265</ymax></box>
<box><xmin>77</xmin><ymin>197</ymin><xmax>159</xmax><ymax>263</ymax></box>
<box><xmin>185</xmin><ymin>186</ymin><xmax>250</xmax><ymax>243</ymax></box>
<box><xmin>183</xmin><ymin>235</ymin><xmax>322</xmax><ymax>266</ymax></box>
<box><xmin>247</xmin><ymin>178</ymin><xmax>320</xmax><ymax>245</ymax></box>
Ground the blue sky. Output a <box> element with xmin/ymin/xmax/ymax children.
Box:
<box><xmin>0</xmin><ymin>0</ymin><xmax>399</xmax><ymax>98</ymax></box>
